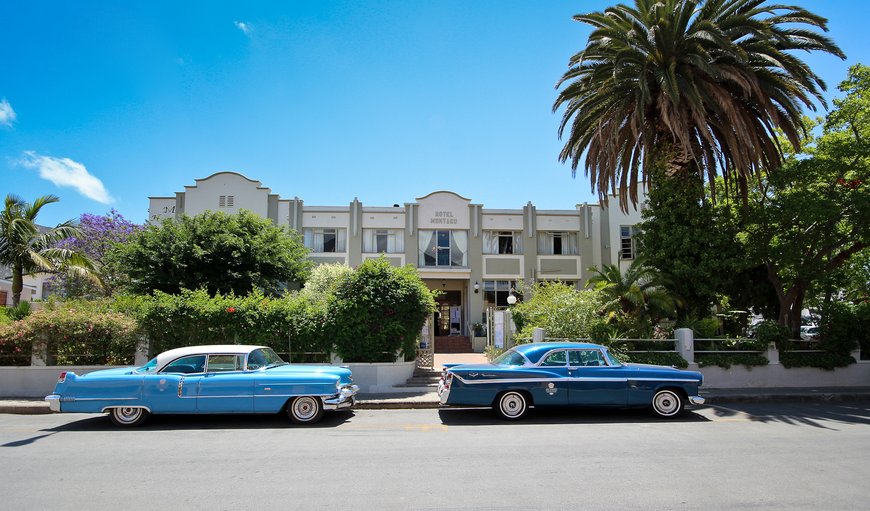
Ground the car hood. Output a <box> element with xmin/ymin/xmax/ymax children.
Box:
<box><xmin>445</xmin><ymin>363</ymin><xmax>497</xmax><ymax>372</ymax></box>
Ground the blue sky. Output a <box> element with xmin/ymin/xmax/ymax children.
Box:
<box><xmin>1</xmin><ymin>0</ymin><xmax>867</xmax><ymax>226</ymax></box>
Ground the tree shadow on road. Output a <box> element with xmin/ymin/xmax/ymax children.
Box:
<box><xmin>706</xmin><ymin>400</ymin><xmax>870</xmax><ymax>429</ymax></box>
<box><xmin>437</xmin><ymin>406</ymin><xmax>710</xmax><ymax>426</ymax></box>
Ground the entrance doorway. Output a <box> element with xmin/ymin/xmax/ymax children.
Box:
<box><xmin>435</xmin><ymin>291</ymin><xmax>462</xmax><ymax>336</ymax></box>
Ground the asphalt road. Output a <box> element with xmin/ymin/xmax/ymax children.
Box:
<box><xmin>1</xmin><ymin>402</ymin><xmax>868</xmax><ymax>510</ymax></box>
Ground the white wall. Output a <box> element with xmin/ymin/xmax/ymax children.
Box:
<box><xmin>184</xmin><ymin>172</ymin><xmax>271</xmax><ymax>218</ymax></box>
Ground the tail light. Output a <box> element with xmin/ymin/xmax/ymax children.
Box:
<box><xmin>441</xmin><ymin>371</ymin><xmax>453</xmax><ymax>391</ymax></box>
<box><xmin>58</xmin><ymin>372</ymin><xmax>67</xmax><ymax>383</ymax></box>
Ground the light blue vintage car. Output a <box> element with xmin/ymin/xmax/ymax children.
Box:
<box><xmin>45</xmin><ymin>345</ymin><xmax>358</xmax><ymax>427</ymax></box>
<box><xmin>438</xmin><ymin>342</ymin><xmax>704</xmax><ymax>420</ymax></box>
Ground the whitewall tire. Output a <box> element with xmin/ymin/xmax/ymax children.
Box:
<box><xmin>651</xmin><ymin>389</ymin><xmax>684</xmax><ymax>418</ymax></box>
<box><xmin>288</xmin><ymin>396</ymin><xmax>325</xmax><ymax>425</ymax></box>
<box><xmin>108</xmin><ymin>407</ymin><xmax>149</xmax><ymax>427</ymax></box>
<box><xmin>495</xmin><ymin>391</ymin><xmax>529</xmax><ymax>420</ymax></box>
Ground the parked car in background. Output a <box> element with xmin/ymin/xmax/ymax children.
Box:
<box><xmin>45</xmin><ymin>345</ymin><xmax>358</xmax><ymax>426</ymax></box>
<box><xmin>800</xmin><ymin>325</ymin><xmax>820</xmax><ymax>340</ymax></box>
<box><xmin>438</xmin><ymin>342</ymin><xmax>704</xmax><ymax>420</ymax></box>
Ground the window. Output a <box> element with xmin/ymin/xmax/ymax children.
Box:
<box><xmin>483</xmin><ymin>231</ymin><xmax>523</xmax><ymax>255</ymax></box>
<box><xmin>418</xmin><ymin>230</ymin><xmax>468</xmax><ymax>267</ymax></box>
<box><xmin>206</xmin><ymin>354</ymin><xmax>244</xmax><ymax>372</ymax></box>
<box><xmin>304</xmin><ymin>228</ymin><xmax>347</xmax><ymax>253</ymax></box>
<box><xmin>363</xmin><ymin>228</ymin><xmax>404</xmax><ymax>254</ymax></box>
<box><xmin>620</xmin><ymin>226</ymin><xmax>637</xmax><ymax>260</ymax></box>
<box><xmin>161</xmin><ymin>355</ymin><xmax>206</xmax><ymax>374</ymax></box>
<box><xmin>218</xmin><ymin>195</ymin><xmax>234</xmax><ymax>209</ymax></box>
<box><xmin>569</xmin><ymin>350</ymin><xmax>607</xmax><ymax>367</ymax></box>
<box><xmin>537</xmin><ymin>231</ymin><xmax>578</xmax><ymax>255</ymax></box>
<box><xmin>483</xmin><ymin>280</ymin><xmax>518</xmax><ymax>309</ymax></box>
<box><xmin>541</xmin><ymin>350</ymin><xmax>568</xmax><ymax>367</ymax></box>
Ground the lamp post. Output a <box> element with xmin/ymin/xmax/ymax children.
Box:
<box><xmin>506</xmin><ymin>288</ymin><xmax>517</xmax><ymax>306</ymax></box>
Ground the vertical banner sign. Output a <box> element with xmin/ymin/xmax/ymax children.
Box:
<box><xmin>494</xmin><ymin>310</ymin><xmax>505</xmax><ymax>349</ymax></box>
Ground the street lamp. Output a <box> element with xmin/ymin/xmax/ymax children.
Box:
<box><xmin>506</xmin><ymin>288</ymin><xmax>517</xmax><ymax>305</ymax></box>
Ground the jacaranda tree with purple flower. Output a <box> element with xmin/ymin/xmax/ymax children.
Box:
<box><xmin>48</xmin><ymin>209</ymin><xmax>142</xmax><ymax>297</ymax></box>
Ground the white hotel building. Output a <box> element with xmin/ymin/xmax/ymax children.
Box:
<box><xmin>149</xmin><ymin>172</ymin><xmax>644</xmax><ymax>347</ymax></box>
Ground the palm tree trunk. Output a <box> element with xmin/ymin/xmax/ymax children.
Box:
<box><xmin>11</xmin><ymin>264</ymin><xmax>23</xmax><ymax>306</ymax></box>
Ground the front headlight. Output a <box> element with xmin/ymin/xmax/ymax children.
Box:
<box><xmin>336</xmin><ymin>379</ymin><xmax>342</xmax><ymax>391</ymax></box>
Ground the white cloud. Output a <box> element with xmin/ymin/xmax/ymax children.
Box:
<box><xmin>20</xmin><ymin>151</ymin><xmax>113</xmax><ymax>204</ymax></box>
<box><xmin>0</xmin><ymin>99</ymin><xmax>16</xmax><ymax>127</ymax></box>
<box><xmin>234</xmin><ymin>21</ymin><xmax>252</xmax><ymax>36</ymax></box>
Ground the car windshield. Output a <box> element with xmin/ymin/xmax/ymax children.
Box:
<box><xmin>492</xmin><ymin>349</ymin><xmax>528</xmax><ymax>367</ymax></box>
<box><xmin>248</xmin><ymin>347</ymin><xmax>288</xmax><ymax>370</ymax></box>
<box><xmin>603</xmin><ymin>350</ymin><xmax>623</xmax><ymax>367</ymax></box>
<box><xmin>134</xmin><ymin>357</ymin><xmax>159</xmax><ymax>374</ymax></box>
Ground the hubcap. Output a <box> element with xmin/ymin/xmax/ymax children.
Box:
<box><xmin>115</xmin><ymin>407</ymin><xmax>141</xmax><ymax>423</ymax></box>
<box><xmin>500</xmin><ymin>393</ymin><xmax>525</xmax><ymax>418</ymax></box>
<box><xmin>293</xmin><ymin>397</ymin><xmax>318</xmax><ymax>421</ymax></box>
<box><xmin>654</xmin><ymin>392</ymin><xmax>679</xmax><ymax>416</ymax></box>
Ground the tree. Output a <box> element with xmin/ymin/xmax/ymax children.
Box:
<box><xmin>0</xmin><ymin>195</ymin><xmax>95</xmax><ymax>306</ymax></box>
<box><xmin>48</xmin><ymin>209</ymin><xmax>142</xmax><ymax>298</ymax></box>
<box><xmin>586</xmin><ymin>257</ymin><xmax>679</xmax><ymax>325</ymax></box>
<box><xmin>114</xmin><ymin>210</ymin><xmax>312</xmax><ymax>295</ymax></box>
<box><xmin>553</xmin><ymin>0</ymin><xmax>844</xmax><ymax>210</ymax></box>
<box><xmin>328</xmin><ymin>258</ymin><xmax>437</xmax><ymax>363</ymax></box>
<box><xmin>636</xmin><ymin>171</ymin><xmax>745</xmax><ymax>319</ymax></box>
<box><xmin>737</xmin><ymin>64</ymin><xmax>870</xmax><ymax>335</ymax></box>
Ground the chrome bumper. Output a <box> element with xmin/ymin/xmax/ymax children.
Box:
<box><xmin>437</xmin><ymin>380</ymin><xmax>450</xmax><ymax>404</ymax></box>
<box><xmin>45</xmin><ymin>394</ymin><xmax>61</xmax><ymax>412</ymax></box>
<box><xmin>689</xmin><ymin>395</ymin><xmax>706</xmax><ymax>406</ymax></box>
<box><xmin>323</xmin><ymin>385</ymin><xmax>359</xmax><ymax>410</ymax></box>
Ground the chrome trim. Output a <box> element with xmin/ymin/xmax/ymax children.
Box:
<box><xmin>45</xmin><ymin>394</ymin><xmax>61</xmax><ymax>412</ymax></box>
<box><xmin>451</xmin><ymin>374</ymin><xmax>701</xmax><ymax>385</ymax></box>
<box><xmin>57</xmin><ymin>397</ymin><xmax>139</xmax><ymax>401</ymax></box>
<box><xmin>689</xmin><ymin>396</ymin><xmax>706</xmax><ymax>405</ymax></box>
<box><xmin>100</xmin><ymin>405</ymin><xmax>152</xmax><ymax>414</ymax></box>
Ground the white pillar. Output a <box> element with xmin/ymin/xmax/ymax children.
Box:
<box><xmin>674</xmin><ymin>328</ymin><xmax>694</xmax><ymax>364</ymax></box>
<box><xmin>533</xmin><ymin>327</ymin><xmax>546</xmax><ymax>343</ymax></box>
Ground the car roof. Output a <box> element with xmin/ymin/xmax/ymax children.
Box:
<box><xmin>155</xmin><ymin>344</ymin><xmax>267</xmax><ymax>370</ymax></box>
<box><xmin>512</xmin><ymin>342</ymin><xmax>606</xmax><ymax>364</ymax></box>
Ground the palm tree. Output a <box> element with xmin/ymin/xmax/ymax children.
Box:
<box><xmin>586</xmin><ymin>257</ymin><xmax>679</xmax><ymax>322</ymax></box>
<box><xmin>0</xmin><ymin>195</ymin><xmax>95</xmax><ymax>306</ymax></box>
<box><xmin>554</xmin><ymin>0</ymin><xmax>845</xmax><ymax>210</ymax></box>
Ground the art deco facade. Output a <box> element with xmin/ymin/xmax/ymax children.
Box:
<box><xmin>149</xmin><ymin>172</ymin><xmax>644</xmax><ymax>339</ymax></box>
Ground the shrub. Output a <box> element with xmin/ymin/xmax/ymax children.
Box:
<box><xmin>755</xmin><ymin>321</ymin><xmax>790</xmax><ymax>351</ymax></box>
<box><xmin>696</xmin><ymin>353</ymin><xmax>769</xmax><ymax>369</ymax></box>
<box><xmin>624</xmin><ymin>351</ymin><xmax>689</xmax><ymax>368</ymax></box>
<box><xmin>0</xmin><ymin>303</ymin><xmax>137</xmax><ymax>365</ymax></box>
<box><xmin>329</xmin><ymin>258</ymin><xmax>436</xmax><ymax>362</ymax></box>
<box><xmin>511</xmin><ymin>282</ymin><xmax>605</xmax><ymax>339</ymax></box>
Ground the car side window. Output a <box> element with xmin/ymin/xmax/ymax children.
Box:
<box><xmin>207</xmin><ymin>354</ymin><xmax>244</xmax><ymax>373</ymax></box>
<box><xmin>161</xmin><ymin>355</ymin><xmax>206</xmax><ymax>374</ymax></box>
<box><xmin>540</xmin><ymin>350</ymin><xmax>567</xmax><ymax>367</ymax></box>
<box><xmin>570</xmin><ymin>350</ymin><xmax>607</xmax><ymax>367</ymax></box>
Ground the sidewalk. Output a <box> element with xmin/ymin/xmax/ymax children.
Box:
<box><xmin>3</xmin><ymin>387</ymin><xmax>869</xmax><ymax>414</ymax></box>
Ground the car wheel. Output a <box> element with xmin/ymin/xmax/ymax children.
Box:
<box><xmin>288</xmin><ymin>396</ymin><xmax>325</xmax><ymax>425</ymax></box>
<box><xmin>108</xmin><ymin>407</ymin><xmax>149</xmax><ymax>427</ymax></box>
<box><xmin>495</xmin><ymin>391</ymin><xmax>528</xmax><ymax>420</ymax></box>
<box><xmin>651</xmin><ymin>389</ymin><xmax>684</xmax><ymax>418</ymax></box>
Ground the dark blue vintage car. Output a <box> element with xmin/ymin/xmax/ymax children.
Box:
<box><xmin>438</xmin><ymin>342</ymin><xmax>704</xmax><ymax>419</ymax></box>
<box><xmin>45</xmin><ymin>345</ymin><xmax>358</xmax><ymax>427</ymax></box>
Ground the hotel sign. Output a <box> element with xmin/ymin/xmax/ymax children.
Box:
<box><xmin>417</xmin><ymin>192</ymin><xmax>470</xmax><ymax>229</ymax></box>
